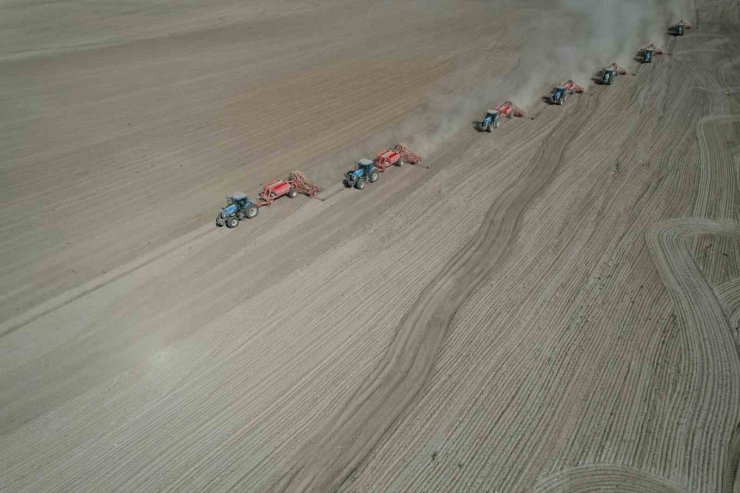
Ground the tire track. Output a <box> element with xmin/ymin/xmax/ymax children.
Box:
<box><xmin>0</xmin><ymin>131</ymin><xmax>524</xmax><ymax>492</ymax></box>
<box><xmin>646</xmin><ymin>218</ymin><xmax>740</xmax><ymax>492</ymax></box>
<box><xmin>535</xmin><ymin>464</ymin><xmax>689</xmax><ymax>493</ymax></box>
<box><xmin>4</xmin><ymin>1</ymin><xmax>740</xmax><ymax>491</ymax></box>
<box><xmin>692</xmin><ymin>115</ymin><xmax>740</xmax><ymax>221</ymax></box>
<box><xmin>0</xmin><ymin>224</ymin><xmax>215</xmax><ymax>339</ymax></box>
<box><xmin>715</xmin><ymin>277</ymin><xmax>740</xmax><ymax>347</ymax></box>
<box><xmin>270</xmin><ymin>91</ymin><xmax>600</xmax><ymax>492</ymax></box>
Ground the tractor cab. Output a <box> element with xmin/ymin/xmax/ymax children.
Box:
<box><xmin>676</xmin><ymin>23</ymin><xmax>685</xmax><ymax>35</ymax></box>
<box><xmin>551</xmin><ymin>87</ymin><xmax>566</xmax><ymax>105</ymax></box>
<box><xmin>357</xmin><ymin>158</ymin><xmax>374</xmax><ymax>172</ymax></box>
<box><xmin>225</xmin><ymin>193</ymin><xmax>253</xmax><ymax>212</ymax></box>
<box><xmin>643</xmin><ymin>49</ymin><xmax>654</xmax><ymax>63</ymax></box>
<box><xmin>602</xmin><ymin>69</ymin><xmax>614</xmax><ymax>85</ymax></box>
<box><xmin>479</xmin><ymin>110</ymin><xmax>500</xmax><ymax>132</ymax></box>
<box><xmin>229</xmin><ymin>193</ymin><xmax>250</xmax><ymax>207</ymax></box>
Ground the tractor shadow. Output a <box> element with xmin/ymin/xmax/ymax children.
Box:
<box><xmin>471</xmin><ymin>120</ymin><xmax>487</xmax><ymax>133</ymax></box>
<box><xmin>542</xmin><ymin>95</ymin><xmax>554</xmax><ymax>105</ymax></box>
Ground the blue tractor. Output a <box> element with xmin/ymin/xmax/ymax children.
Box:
<box><xmin>344</xmin><ymin>159</ymin><xmax>379</xmax><ymax>190</ymax></box>
<box><xmin>215</xmin><ymin>193</ymin><xmax>259</xmax><ymax>228</ymax></box>
<box><xmin>478</xmin><ymin>109</ymin><xmax>500</xmax><ymax>132</ymax></box>
<box><xmin>602</xmin><ymin>68</ymin><xmax>615</xmax><ymax>85</ymax></box>
<box><xmin>642</xmin><ymin>48</ymin><xmax>654</xmax><ymax>63</ymax></box>
<box><xmin>551</xmin><ymin>87</ymin><xmax>568</xmax><ymax>105</ymax></box>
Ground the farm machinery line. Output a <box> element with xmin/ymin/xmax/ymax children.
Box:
<box><xmin>216</xmin><ymin>144</ymin><xmax>424</xmax><ymax>229</ymax></box>
<box><xmin>216</xmin><ymin>24</ymin><xmax>685</xmax><ymax>230</ymax></box>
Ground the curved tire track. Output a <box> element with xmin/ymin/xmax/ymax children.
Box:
<box><xmin>646</xmin><ymin>218</ymin><xmax>740</xmax><ymax>493</ymax></box>
<box><xmin>535</xmin><ymin>464</ymin><xmax>690</xmax><ymax>493</ymax></box>
<box><xmin>271</xmin><ymin>91</ymin><xmax>600</xmax><ymax>492</ymax></box>
<box><xmin>691</xmin><ymin>115</ymin><xmax>740</xmax><ymax>220</ymax></box>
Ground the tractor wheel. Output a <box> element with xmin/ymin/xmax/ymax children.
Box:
<box><xmin>368</xmin><ymin>170</ymin><xmax>379</xmax><ymax>183</ymax></box>
<box><xmin>216</xmin><ymin>215</ymin><xmax>225</xmax><ymax>227</ymax></box>
<box><xmin>486</xmin><ymin>125</ymin><xmax>492</xmax><ymax>133</ymax></box>
<box><xmin>225</xmin><ymin>217</ymin><xmax>239</xmax><ymax>228</ymax></box>
<box><xmin>287</xmin><ymin>187</ymin><xmax>298</xmax><ymax>198</ymax></box>
<box><xmin>355</xmin><ymin>178</ymin><xmax>366</xmax><ymax>190</ymax></box>
<box><xmin>559</xmin><ymin>96</ymin><xmax>565</xmax><ymax>105</ymax></box>
<box><xmin>494</xmin><ymin>120</ymin><xmax>500</xmax><ymax>128</ymax></box>
<box><xmin>245</xmin><ymin>206</ymin><xmax>258</xmax><ymax>219</ymax></box>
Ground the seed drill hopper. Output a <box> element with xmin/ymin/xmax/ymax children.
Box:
<box><xmin>375</xmin><ymin>143</ymin><xmax>423</xmax><ymax>170</ymax></box>
<box><xmin>256</xmin><ymin>171</ymin><xmax>322</xmax><ymax>206</ymax></box>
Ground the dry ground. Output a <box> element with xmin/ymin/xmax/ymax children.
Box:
<box><xmin>1</xmin><ymin>0</ymin><xmax>739</xmax><ymax>491</ymax></box>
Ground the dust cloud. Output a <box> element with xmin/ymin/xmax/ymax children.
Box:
<box><xmin>402</xmin><ymin>0</ymin><xmax>692</xmax><ymax>155</ymax></box>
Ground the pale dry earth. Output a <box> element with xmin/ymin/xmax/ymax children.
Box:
<box><xmin>1</xmin><ymin>0</ymin><xmax>740</xmax><ymax>492</ymax></box>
